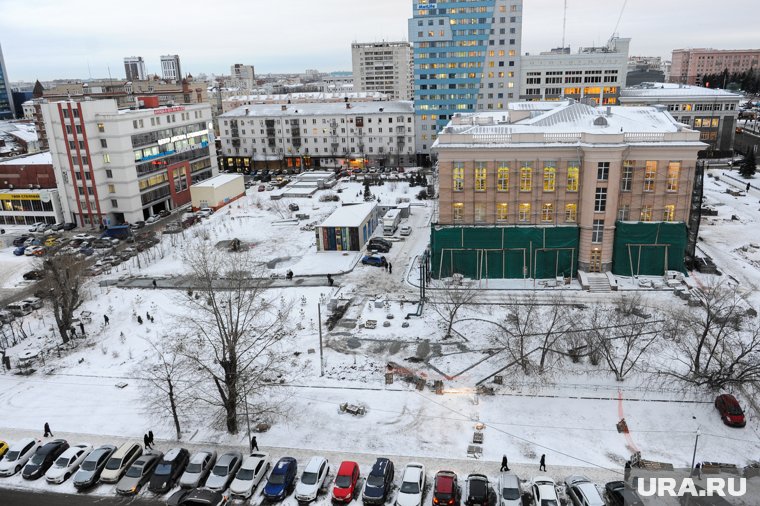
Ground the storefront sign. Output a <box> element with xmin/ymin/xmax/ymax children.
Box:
<box><xmin>153</xmin><ymin>106</ymin><xmax>186</xmax><ymax>115</ymax></box>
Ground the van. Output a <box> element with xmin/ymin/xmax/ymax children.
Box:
<box><xmin>7</xmin><ymin>301</ymin><xmax>33</xmax><ymax>317</ymax></box>
<box><xmin>100</xmin><ymin>442</ymin><xmax>143</xmax><ymax>484</ymax></box>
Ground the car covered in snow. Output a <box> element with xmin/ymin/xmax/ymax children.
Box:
<box><xmin>205</xmin><ymin>450</ymin><xmax>242</xmax><ymax>492</ymax></box>
<box><xmin>332</xmin><ymin>460</ymin><xmax>360</xmax><ymax>503</ymax></box>
<box><xmin>0</xmin><ymin>438</ymin><xmax>42</xmax><ymax>477</ymax></box>
<box><xmin>230</xmin><ymin>452</ymin><xmax>269</xmax><ymax>499</ymax></box>
<box><xmin>263</xmin><ymin>456</ymin><xmax>298</xmax><ymax>501</ymax></box>
<box><xmin>73</xmin><ymin>444</ymin><xmax>117</xmax><ymax>490</ymax></box>
<box><xmin>396</xmin><ymin>463</ymin><xmax>426</xmax><ymax>506</ymax></box>
<box><xmin>564</xmin><ymin>476</ymin><xmax>604</xmax><ymax>506</ymax></box>
<box><xmin>179</xmin><ymin>450</ymin><xmax>216</xmax><ymax>489</ymax></box>
<box><xmin>45</xmin><ymin>444</ymin><xmax>92</xmax><ymax>484</ymax></box>
<box><xmin>362</xmin><ymin>457</ymin><xmax>394</xmax><ymax>504</ymax></box>
<box><xmin>295</xmin><ymin>456</ymin><xmax>329</xmax><ymax>502</ymax></box>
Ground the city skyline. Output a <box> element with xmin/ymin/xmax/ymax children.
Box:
<box><xmin>0</xmin><ymin>0</ymin><xmax>758</xmax><ymax>81</ymax></box>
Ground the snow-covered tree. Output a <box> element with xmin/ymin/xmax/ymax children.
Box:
<box><xmin>39</xmin><ymin>254</ymin><xmax>85</xmax><ymax>345</ymax></box>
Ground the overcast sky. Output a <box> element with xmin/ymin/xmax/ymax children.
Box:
<box><xmin>1</xmin><ymin>0</ymin><xmax>758</xmax><ymax>82</ymax></box>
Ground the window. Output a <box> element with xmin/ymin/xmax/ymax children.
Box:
<box><xmin>107</xmin><ymin>184</ymin><xmax>115</xmax><ymax>194</ymax></box>
<box><xmin>105</xmin><ymin>169</ymin><xmax>113</xmax><ymax>178</ymax></box>
<box><xmin>475</xmin><ymin>163</ymin><xmax>487</xmax><ymax>191</ymax></box>
<box><xmin>595</xmin><ymin>188</ymin><xmax>607</xmax><ymax>212</ymax></box>
<box><xmin>111</xmin><ymin>199</ymin><xmax>118</xmax><ymax>208</ymax></box>
<box><xmin>103</xmin><ymin>153</ymin><xmax>111</xmax><ymax>163</ymax></box>
<box><xmin>621</xmin><ymin>160</ymin><xmax>633</xmax><ymax>192</ymax></box>
<box><xmin>453</xmin><ymin>203</ymin><xmax>464</xmax><ymax>222</ymax></box>
<box><xmin>519</xmin><ymin>163</ymin><xmax>532</xmax><ymax>191</ymax></box>
<box><xmin>592</xmin><ymin>220</ymin><xmax>604</xmax><ymax>243</ymax></box>
<box><xmin>644</xmin><ymin>161</ymin><xmax>657</xmax><ymax>192</ymax></box>
<box><xmin>567</xmin><ymin>164</ymin><xmax>579</xmax><ymax>192</ymax></box>
<box><xmin>541</xmin><ymin>203</ymin><xmax>554</xmax><ymax>222</ymax></box>
<box><xmin>663</xmin><ymin>204</ymin><xmax>676</xmax><ymax>222</ymax></box>
<box><xmin>518</xmin><ymin>203</ymin><xmax>530</xmax><ymax>222</ymax></box>
<box><xmin>565</xmin><ymin>203</ymin><xmax>577</xmax><ymax>223</ymax></box>
<box><xmin>543</xmin><ymin>165</ymin><xmax>556</xmax><ymax>192</ymax></box>
<box><xmin>497</xmin><ymin>163</ymin><xmax>509</xmax><ymax>191</ymax></box>
<box><xmin>618</xmin><ymin>204</ymin><xmax>630</xmax><ymax>221</ymax></box>
<box><xmin>597</xmin><ymin>162</ymin><xmax>609</xmax><ymax>181</ymax></box>
<box><xmin>453</xmin><ymin>162</ymin><xmax>464</xmax><ymax>192</ymax></box>
<box><xmin>496</xmin><ymin>203</ymin><xmax>508</xmax><ymax>221</ymax></box>
<box><xmin>640</xmin><ymin>205</ymin><xmax>653</xmax><ymax>222</ymax></box>
<box><xmin>474</xmin><ymin>203</ymin><xmax>486</xmax><ymax>222</ymax></box>
<box><xmin>100</xmin><ymin>139</ymin><xmax>107</xmax><ymax>148</ymax></box>
<box><xmin>666</xmin><ymin>162</ymin><xmax>680</xmax><ymax>191</ymax></box>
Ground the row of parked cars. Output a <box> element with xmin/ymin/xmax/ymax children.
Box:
<box><xmin>0</xmin><ymin>438</ymin><xmax>642</xmax><ymax>506</ymax></box>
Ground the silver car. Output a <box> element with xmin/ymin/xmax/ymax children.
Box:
<box><xmin>73</xmin><ymin>444</ymin><xmax>117</xmax><ymax>490</ymax></box>
<box><xmin>179</xmin><ymin>450</ymin><xmax>217</xmax><ymax>489</ymax></box>
<box><xmin>205</xmin><ymin>451</ymin><xmax>242</xmax><ymax>492</ymax></box>
<box><xmin>497</xmin><ymin>472</ymin><xmax>523</xmax><ymax>506</ymax></box>
<box><xmin>115</xmin><ymin>452</ymin><xmax>162</xmax><ymax>496</ymax></box>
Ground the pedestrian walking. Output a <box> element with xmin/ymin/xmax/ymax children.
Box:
<box><xmin>149</xmin><ymin>315</ymin><xmax>154</xmax><ymax>323</ymax></box>
<box><xmin>78</xmin><ymin>322</ymin><xmax>85</xmax><ymax>336</ymax></box>
<box><xmin>148</xmin><ymin>430</ymin><xmax>154</xmax><ymax>446</ymax></box>
<box><xmin>327</xmin><ymin>274</ymin><xmax>334</xmax><ymax>287</ymax></box>
<box><xmin>152</xmin><ymin>279</ymin><xmax>157</xmax><ymax>289</ymax></box>
<box><xmin>384</xmin><ymin>262</ymin><xmax>388</xmax><ymax>272</ymax></box>
<box><xmin>146</xmin><ymin>311</ymin><xmax>151</xmax><ymax>320</ymax></box>
<box><xmin>137</xmin><ymin>315</ymin><xmax>143</xmax><ymax>325</ymax></box>
<box><xmin>539</xmin><ymin>454</ymin><xmax>546</xmax><ymax>472</ymax></box>
<box><xmin>624</xmin><ymin>460</ymin><xmax>631</xmax><ymax>482</ymax></box>
<box><xmin>695</xmin><ymin>462</ymin><xmax>702</xmax><ymax>480</ymax></box>
<box><xmin>286</xmin><ymin>270</ymin><xmax>293</xmax><ymax>281</ymax></box>
<box><xmin>500</xmin><ymin>455</ymin><xmax>510</xmax><ymax>472</ymax></box>
<box><xmin>251</xmin><ymin>436</ymin><xmax>259</xmax><ymax>451</ymax></box>
<box><xmin>43</xmin><ymin>422</ymin><xmax>53</xmax><ymax>437</ymax></box>
<box><xmin>103</xmin><ymin>314</ymin><xmax>110</xmax><ymax>325</ymax></box>
<box><xmin>143</xmin><ymin>433</ymin><xmax>152</xmax><ymax>450</ymax></box>
<box><xmin>747</xmin><ymin>182</ymin><xmax>752</xmax><ymax>192</ymax></box>
<box><xmin>388</xmin><ymin>262</ymin><xmax>393</xmax><ymax>274</ymax></box>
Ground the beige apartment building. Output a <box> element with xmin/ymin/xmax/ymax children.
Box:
<box><xmin>432</xmin><ymin>101</ymin><xmax>705</xmax><ymax>278</ymax></box>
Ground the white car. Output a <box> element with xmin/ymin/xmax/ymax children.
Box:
<box><xmin>179</xmin><ymin>450</ymin><xmax>216</xmax><ymax>489</ymax></box>
<box><xmin>146</xmin><ymin>215</ymin><xmax>161</xmax><ymax>224</ymax></box>
<box><xmin>498</xmin><ymin>473</ymin><xmax>523</xmax><ymax>506</ymax></box>
<box><xmin>564</xmin><ymin>476</ymin><xmax>604</xmax><ymax>506</ymax></box>
<box><xmin>400</xmin><ymin>225</ymin><xmax>412</xmax><ymax>236</ymax></box>
<box><xmin>22</xmin><ymin>297</ymin><xmax>44</xmax><ymax>310</ymax></box>
<box><xmin>24</xmin><ymin>245</ymin><xmax>44</xmax><ymax>256</ymax></box>
<box><xmin>531</xmin><ymin>476</ymin><xmax>559</xmax><ymax>506</ymax></box>
<box><xmin>45</xmin><ymin>444</ymin><xmax>92</xmax><ymax>484</ymax></box>
<box><xmin>396</xmin><ymin>463</ymin><xmax>426</xmax><ymax>506</ymax></box>
<box><xmin>28</xmin><ymin>222</ymin><xmax>46</xmax><ymax>232</ymax></box>
<box><xmin>196</xmin><ymin>207</ymin><xmax>214</xmax><ymax>218</ymax></box>
<box><xmin>230</xmin><ymin>452</ymin><xmax>269</xmax><ymax>499</ymax></box>
<box><xmin>294</xmin><ymin>456</ymin><xmax>329</xmax><ymax>502</ymax></box>
<box><xmin>72</xmin><ymin>233</ymin><xmax>95</xmax><ymax>241</ymax></box>
<box><xmin>0</xmin><ymin>438</ymin><xmax>41</xmax><ymax>477</ymax></box>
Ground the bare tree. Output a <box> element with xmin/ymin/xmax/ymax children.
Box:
<box><xmin>430</xmin><ymin>278</ymin><xmax>477</xmax><ymax>338</ymax></box>
<box><xmin>535</xmin><ymin>295</ymin><xmax>572</xmax><ymax>373</ymax></box>
<box><xmin>39</xmin><ymin>254</ymin><xmax>85</xmax><ymax>345</ymax></box>
<box><xmin>177</xmin><ymin>243</ymin><xmax>293</xmax><ymax>434</ymax></box>
<box><xmin>662</xmin><ymin>281</ymin><xmax>760</xmax><ymax>389</ymax></box>
<box><xmin>142</xmin><ymin>337</ymin><xmax>193</xmax><ymax>440</ymax></box>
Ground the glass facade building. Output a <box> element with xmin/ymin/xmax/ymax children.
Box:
<box><xmin>0</xmin><ymin>43</ymin><xmax>15</xmax><ymax>119</ymax></box>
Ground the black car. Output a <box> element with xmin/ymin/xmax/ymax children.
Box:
<box><xmin>288</xmin><ymin>203</ymin><xmax>300</xmax><ymax>212</ymax></box>
<box><xmin>22</xmin><ymin>439</ymin><xmax>69</xmax><ymax>480</ymax></box>
<box><xmin>605</xmin><ymin>481</ymin><xmax>644</xmax><ymax>506</ymax></box>
<box><xmin>367</xmin><ymin>237</ymin><xmax>392</xmax><ymax>253</ymax></box>
<box><xmin>23</xmin><ymin>270</ymin><xmax>46</xmax><ymax>281</ymax></box>
<box><xmin>464</xmin><ymin>474</ymin><xmax>490</xmax><ymax>506</ymax></box>
<box><xmin>362</xmin><ymin>458</ymin><xmax>395</xmax><ymax>504</ymax></box>
<box><xmin>174</xmin><ymin>488</ymin><xmax>228</xmax><ymax>506</ymax></box>
<box><xmin>13</xmin><ymin>235</ymin><xmax>31</xmax><ymax>247</ymax></box>
<box><xmin>148</xmin><ymin>447</ymin><xmax>190</xmax><ymax>494</ymax></box>
<box><xmin>73</xmin><ymin>444</ymin><xmax>117</xmax><ymax>490</ymax></box>
<box><xmin>62</xmin><ymin>222</ymin><xmax>77</xmax><ymax>231</ymax></box>
<box><xmin>159</xmin><ymin>210</ymin><xmax>171</xmax><ymax>218</ymax></box>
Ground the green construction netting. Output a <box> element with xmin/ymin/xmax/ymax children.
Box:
<box><xmin>430</xmin><ymin>226</ymin><xmax>579</xmax><ymax>279</ymax></box>
<box><xmin>611</xmin><ymin>221</ymin><xmax>688</xmax><ymax>276</ymax></box>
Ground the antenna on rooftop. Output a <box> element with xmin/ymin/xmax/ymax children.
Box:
<box><xmin>611</xmin><ymin>0</ymin><xmax>628</xmax><ymax>40</ymax></box>
<box><xmin>561</xmin><ymin>0</ymin><xmax>568</xmax><ymax>50</ymax></box>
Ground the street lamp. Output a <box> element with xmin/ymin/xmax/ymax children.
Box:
<box><xmin>690</xmin><ymin>425</ymin><xmax>701</xmax><ymax>477</ymax></box>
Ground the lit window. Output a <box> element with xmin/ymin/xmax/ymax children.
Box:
<box><xmin>107</xmin><ymin>184</ymin><xmax>115</xmax><ymax>194</ymax></box>
<box><xmin>520</xmin><ymin>163</ymin><xmax>532</xmax><ymax>191</ymax></box>
<box><xmin>103</xmin><ymin>153</ymin><xmax>111</xmax><ymax>164</ymax></box>
<box><xmin>453</xmin><ymin>162</ymin><xmax>464</xmax><ymax>191</ymax></box>
<box><xmin>497</xmin><ymin>163</ymin><xmax>509</xmax><ymax>191</ymax></box>
<box><xmin>567</xmin><ymin>164</ymin><xmax>579</xmax><ymax>192</ymax></box>
<box><xmin>621</xmin><ymin>161</ymin><xmax>634</xmax><ymax>192</ymax></box>
<box><xmin>666</xmin><ymin>161</ymin><xmax>680</xmax><ymax>191</ymax></box>
<box><xmin>97</xmin><ymin>123</ymin><xmax>105</xmax><ymax>133</ymax></box>
<box><xmin>663</xmin><ymin>205</ymin><xmax>676</xmax><ymax>222</ymax></box>
<box><xmin>543</xmin><ymin>165</ymin><xmax>556</xmax><ymax>192</ymax></box>
<box><xmin>541</xmin><ymin>203</ymin><xmax>554</xmax><ymax>222</ymax></box>
<box><xmin>644</xmin><ymin>161</ymin><xmax>657</xmax><ymax>192</ymax></box>
<box><xmin>565</xmin><ymin>203</ymin><xmax>577</xmax><ymax>222</ymax></box>
<box><xmin>497</xmin><ymin>203</ymin><xmax>508</xmax><ymax>221</ymax></box>
<box><xmin>475</xmin><ymin>163</ymin><xmax>487</xmax><ymax>191</ymax></box>
<box><xmin>518</xmin><ymin>203</ymin><xmax>531</xmax><ymax>222</ymax></box>
<box><xmin>453</xmin><ymin>203</ymin><xmax>464</xmax><ymax>222</ymax></box>
<box><xmin>640</xmin><ymin>205</ymin><xmax>653</xmax><ymax>222</ymax></box>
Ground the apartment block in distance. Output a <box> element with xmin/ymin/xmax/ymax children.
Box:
<box><xmin>161</xmin><ymin>54</ymin><xmax>182</xmax><ymax>82</ymax></box>
<box><xmin>40</xmin><ymin>99</ymin><xmax>217</xmax><ymax>227</ymax></box>
<box><xmin>432</xmin><ymin>101</ymin><xmax>705</xmax><ymax>279</ymax></box>
<box><xmin>409</xmin><ymin>0</ymin><xmax>523</xmax><ymax>155</ymax></box>
<box><xmin>670</xmin><ymin>48</ymin><xmax>760</xmax><ymax>85</ymax></box>
<box><xmin>124</xmin><ymin>56</ymin><xmax>147</xmax><ymax>81</ymax></box>
<box><xmin>352</xmin><ymin>41</ymin><xmax>413</xmax><ymax>100</ymax></box>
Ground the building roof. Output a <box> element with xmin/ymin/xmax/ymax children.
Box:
<box><xmin>620</xmin><ymin>82</ymin><xmax>742</xmax><ymax>100</ymax></box>
<box><xmin>191</xmin><ymin>173</ymin><xmax>243</xmax><ymax>189</ymax></box>
<box><xmin>222</xmin><ymin>100</ymin><xmax>414</xmax><ymax>118</ymax></box>
<box><xmin>320</xmin><ymin>203</ymin><xmax>376</xmax><ymax>228</ymax></box>
<box><xmin>225</xmin><ymin>91</ymin><xmax>386</xmax><ymax>103</ymax></box>
<box><xmin>0</xmin><ymin>151</ymin><xmax>52</xmax><ymax>166</ymax></box>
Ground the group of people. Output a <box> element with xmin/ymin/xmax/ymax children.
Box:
<box><xmin>143</xmin><ymin>430</ymin><xmax>155</xmax><ymax>450</ymax></box>
<box><xmin>500</xmin><ymin>454</ymin><xmax>547</xmax><ymax>472</ymax></box>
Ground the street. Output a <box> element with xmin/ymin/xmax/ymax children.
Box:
<box><xmin>0</xmin><ymin>487</ymin><xmax>160</xmax><ymax>505</ymax></box>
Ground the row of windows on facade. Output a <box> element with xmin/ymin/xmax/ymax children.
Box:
<box><xmin>1</xmin><ymin>199</ymin><xmax>55</xmax><ymax>213</ymax></box>
<box><xmin>449</xmin><ymin>161</ymin><xmax>682</xmax><ymax>193</ymax></box>
<box><xmin>416</xmin><ymin>3</ymin><xmax>519</xmax><ymax>14</ymax></box>
<box><xmin>224</xmin><ymin>127</ymin><xmax>412</xmax><ymax>137</ymax></box>
<box><xmin>416</xmin><ymin>30</ymin><xmax>518</xmax><ymax>45</ymax></box>
<box><xmin>665</xmin><ymin>102</ymin><xmax>736</xmax><ymax>112</ymax></box>
<box><xmin>225</xmin><ymin>145</ymin><xmax>414</xmax><ymax>155</ymax></box>
<box><xmin>223</xmin><ymin>117</ymin><xmax>412</xmax><ymax>127</ymax></box>
<box><xmin>224</xmin><ymin>136</ymin><xmax>413</xmax><ymax>145</ymax></box>
<box><xmin>417</xmin><ymin>49</ymin><xmax>516</xmax><ymax>59</ymax></box>
<box><xmin>131</xmin><ymin>110</ymin><xmax>204</xmax><ymax>130</ymax></box>
<box><xmin>418</xmin><ymin>60</ymin><xmax>516</xmax><ymax>70</ymax></box>
<box><xmin>525</xmin><ymin>76</ymin><xmax>619</xmax><ymax>85</ymax></box>
<box><xmin>450</xmin><ymin>202</ymin><xmax>677</xmax><ymax>228</ymax></box>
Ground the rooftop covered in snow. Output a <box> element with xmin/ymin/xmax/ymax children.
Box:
<box><xmin>620</xmin><ymin>82</ymin><xmax>742</xmax><ymax>101</ymax></box>
<box><xmin>319</xmin><ymin>202</ymin><xmax>377</xmax><ymax>228</ymax></box>
<box><xmin>222</xmin><ymin>100</ymin><xmax>414</xmax><ymax>118</ymax></box>
<box><xmin>190</xmin><ymin>173</ymin><xmax>243</xmax><ymax>188</ymax></box>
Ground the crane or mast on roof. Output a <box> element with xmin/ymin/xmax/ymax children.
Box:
<box><xmin>611</xmin><ymin>0</ymin><xmax>628</xmax><ymax>39</ymax></box>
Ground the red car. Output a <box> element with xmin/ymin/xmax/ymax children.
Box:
<box><xmin>433</xmin><ymin>470</ymin><xmax>460</xmax><ymax>506</ymax></box>
<box><xmin>332</xmin><ymin>461</ymin><xmax>360</xmax><ymax>503</ymax></box>
<box><xmin>715</xmin><ymin>394</ymin><xmax>746</xmax><ymax>427</ymax></box>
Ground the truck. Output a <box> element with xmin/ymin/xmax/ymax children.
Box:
<box><xmin>100</xmin><ymin>225</ymin><xmax>132</xmax><ymax>241</ymax></box>
<box><xmin>382</xmin><ymin>209</ymin><xmax>401</xmax><ymax>236</ymax></box>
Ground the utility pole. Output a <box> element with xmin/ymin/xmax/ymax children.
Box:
<box><xmin>317</xmin><ymin>304</ymin><xmax>324</xmax><ymax>377</ymax></box>
<box><xmin>244</xmin><ymin>385</ymin><xmax>252</xmax><ymax>453</ymax></box>
<box><xmin>689</xmin><ymin>429</ymin><xmax>700</xmax><ymax>476</ymax></box>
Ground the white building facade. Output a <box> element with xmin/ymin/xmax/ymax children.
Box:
<box><xmin>124</xmin><ymin>56</ymin><xmax>146</xmax><ymax>81</ymax></box>
<box><xmin>41</xmin><ymin>99</ymin><xmax>217</xmax><ymax>227</ymax></box>
<box><xmin>351</xmin><ymin>41</ymin><xmax>413</xmax><ymax>101</ymax></box>
<box><xmin>230</xmin><ymin>64</ymin><xmax>256</xmax><ymax>90</ymax></box>
<box><xmin>160</xmin><ymin>54</ymin><xmax>182</xmax><ymax>82</ymax></box>
<box><xmin>219</xmin><ymin>101</ymin><xmax>416</xmax><ymax>172</ymax></box>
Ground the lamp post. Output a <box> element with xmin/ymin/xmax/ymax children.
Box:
<box><xmin>690</xmin><ymin>428</ymin><xmax>701</xmax><ymax>476</ymax></box>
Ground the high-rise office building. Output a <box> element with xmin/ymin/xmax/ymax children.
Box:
<box><xmin>408</xmin><ymin>0</ymin><xmax>523</xmax><ymax>155</ymax></box>
<box><xmin>161</xmin><ymin>54</ymin><xmax>182</xmax><ymax>82</ymax></box>
<box><xmin>352</xmin><ymin>41</ymin><xmax>413</xmax><ymax>100</ymax></box>
<box><xmin>124</xmin><ymin>56</ymin><xmax>146</xmax><ymax>81</ymax></box>
<box><xmin>0</xmin><ymin>42</ymin><xmax>15</xmax><ymax>119</ymax></box>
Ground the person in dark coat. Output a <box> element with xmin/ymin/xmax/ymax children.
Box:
<box><xmin>327</xmin><ymin>274</ymin><xmax>334</xmax><ymax>287</ymax></box>
<box><xmin>148</xmin><ymin>431</ymin><xmax>154</xmax><ymax>446</ymax></box>
<box><xmin>286</xmin><ymin>270</ymin><xmax>293</xmax><ymax>281</ymax></box>
<box><xmin>388</xmin><ymin>262</ymin><xmax>393</xmax><ymax>274</ymax></box>
<box><xmin>43</xmin><ymin>422</ymin><xmax>53</xmax><ymax>437</ymax></box>
<box><xmin>539</xmin><ymin>454</ymin><xmax>546</xmax><ymax>472</ymax></box>
<box><xmin>78</xmin><ymin>322</ymin><xmax>85</xmax><ymax>335</ymax></box>
<box><xmin>143</xmin><ymin>433</ymin><xmax>152</xmax><ymax>450</ymax></box>
<box><xmin>251</xmin><ymin>436</ymin><xmax>259</xmax><ymax>451</ymax></box>
<box><xmin>747</xmin><ymin>182</ymin><xmax>752</xmax><ymax>192</ymax></box>
<box><xmin>137</xmin><ymin>315</ymin><xmax>143</xmax><ymax>325</ymax></box>
<box><xmin>146</xmin><ymin>311</ymin><xmax>151</xmax><ymax>320</ymax></box>
<box><xmin>103</xmin><ymin>314</ymin><xmax>110</xmax><ymax>325</ymax></box>
<box><xmin>624</xmin><ymin>460</ymin><xmax>631</xmax><ymax>482</ymax></box>
<box><xmin>152</xmin><ymin>279</ymin><xmax>157</xmax><ymax>289</ymax></box>
<box><xmin>500</xmin><ymin>455</ymin><xmax>510</xmax><ymax>472</ymax></box>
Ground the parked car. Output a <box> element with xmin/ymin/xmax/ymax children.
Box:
<box><xmin>497</xmin><ymin>473</ymin><xmax>522</xmax><ymax>506</ymax></box>
<box><xmin>400</xmin><ymin>225</ymin><xmax>412</xmax><ymax>236</ymax></box>
<box><xmin>22</xmin><ymin>270</ymin><xmax>45</xmax><ymax>281</ymax></box>
<box><xmin>362</xmin><ymin>457</ymin><xmax>394</xmax><ymax>504</ymax></box>
<box><xmin>0</xmin><ymin>441</ymin><xmax>7</xmax><ymax>460</ymax></box>
<box><xmin>13</xmin><ymin>246</ymin><xmax>26</xmax><ymax>256</ymax></box>
<box><xmin>367</xmin><ymin>237</ymin><xmax>392</xmax><ymax>252</ymax></box>
<box><xmin>263</xmin><ymin>456</ymin><xmax>298</xmax><ymax>501</ymax></box>
<box><xmin>205</xmin><ymin>450</ymin><xmax>242</xmax><ymax>492</ymax></box>
<box><xmin>295</xmin><ymin>456</ymin><xmax>329</xmax><ymax>502</ymax></box>
<box><xmin>72</xmin><ymin>444</ymin><xmax>117</xmax><ymax>490</ymax></box>
<box><xmin>116</xmin><ymin>452</ymin><xmax>162</xmax><ymax>495</ymax></box>
<box><xmin>72</xmin><ymin>233</ymin><xmax>95</xmax><ymax>242</ymax></box>
<box><xmin>146</xmin><ymin>215</ymin><xmax>161</xmax><ymax>224</ymax></box>
<box><xmin>178</xmin><ymin>450</ymin><xmax>216</xmax><ymax>489</ymax></box>
<box><xmin>169</xmin><ymin>487</ymin><xmax>228</xmax><ymax>506</ymax></box>
<box><xmin>332</xmin><ymin>460</ymin><xmax>360</xmax><ymax>503</ymax></box>
<box><xmin>715</xmin><ymin>394</ymin><xmax>746</xmax><ymax>427</ymax></box>
<box><xmin>24</xmin><ymin>245</ymin><xmax>45</xmax><ymax>256</ymax></box>
<box><xmin>265</xmin><ymin>184</ymin><xmax>274</xmax><ymax>191</ymax></box>
<box><xmin>12</xmin><ymin>235</ymin><xmax>31</xmax><ymax>247</ymax></box>
<box><xmin>531</xmin><ymin>477</ymin><xmax>559</xmax><ymax>506</ymax></box>
<box><xmin>288</xmin><ymin>203</ymin><xmax>300</xmax><ymax>211</ymax></box>
<box><xmin>22</xmin><ymin>439</ymin><xmax>69</xmax><ymax>480</ymax></box>
<box><xmin>149</xmin><ymin>447</ymin><xmax>190</xmax><ymax>494</ymax></box>
<box><xmin>51</xmin><ymin>223</ymin><xmax>65</xmax><ymax>231</ymax></box>
<box><xmin>99</xmin><ymin>442</ymin><xmax>143</xmax><ymax>483</ymax></box>
<box><xmin>362</xmin><ymin>254</ymin><xmax>387</xmax><ymax>267</ymax></box>
<box><xmin>29</xmin><ymin>222</ymin><xmax>47</xmax><ymax>232</ymax></box>
<box><xmin>130</xmin><ymin>221</ymin><xmax>146</xmax><ymax>230</ymax></box>
<box><xmin>396</xmin><ymin>463</ymin><xmax>426</xmax><ymax>506</ymax></box>
<box><xmin>604</xmin><ymin>481</ymin><xmax>644</xmax><ymax>506</ymax></box>
<box><xmin>7</xmin><ymin>301</ymin><xmax>33</xmax><ymax>316</ymax></box>
<box><xmin>564</xmin><ymin>476</ymin><xmax>604</xmax><ymax>506</ymax></box>
<box><xmin>62</xmin><ymin>222</ymin><xmax>77</xmax><ymax>231</ymax></box>
<box><xmin>78</xmin><ymin>247</ymin><xmax>95</xmax><ymax>257</ymax></box>
<box><xmin>22</xmin><ymin>297</ymin><xmax>43</xmax><ymax>310</ymax></box>
<box><xmin>159</xmin><ymin>209</ymin><xmax>171</xmax><ymax>218</ymax></box>
<box><xmin>230</xmin><ymin>452</ymin><xmax>269</xmax><ymax>499</ymax></box>
<box><xmin>464</xmin><ymin>474</ymin><xmax>490</xmax><ymax>506</ymax></box>
<box><xmin>433</xmin><ymin>470</ymin><xmax>460</xmax><ymax>506</ymax></box>
<box><xmin>0</xmin><ymin>438</ymin><xmax>41</xmax><ymax>477</ymax></box>
<box><xmin>45</xmin><ymin>444</ymin><xmax>92</xmax><ymax>484</ymax></box>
